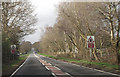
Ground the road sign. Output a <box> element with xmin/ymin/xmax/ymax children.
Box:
<box><xmin>11</xmin><ymin>45</ymin><xmax>16</xmax><ymax>54</ymax></box>
<box><xmin>87</xmin><ymin>36</ymin><xmax>95</xmax><ymax>48</ymax></box>
<box><xmin>87</xmin><ymin>36</ymin><xmax>95</xmax><ymax>57</ymax></box>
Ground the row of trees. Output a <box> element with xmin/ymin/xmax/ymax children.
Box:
<box><xmin>32</xmin><ymin>42</ymin><xmax>41</xmax><ymax>52</ymax></box>
<box><xmin>38</xmin><ymin>2</ymin><xmax>120</xmax><ymax>64</ymax></box>
<box><xmin>2</xmin><ymin>1</ymin><xmax>37</xmax><ymax>63</ymax></box>
<box><xmin>19</xmin><ymin>41</ymin><xmax>32</xmax><ymax>54</ymax></box>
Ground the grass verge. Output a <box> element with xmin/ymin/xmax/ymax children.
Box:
<box><xmin>39</xmin><ymin>53</ymin><xmax>120</xmax><ymax>69</ymax></box>
<box><xmin>2</xmin><ymin>54</ymin><xmax>29</xmax><ymax>75</ymax></box>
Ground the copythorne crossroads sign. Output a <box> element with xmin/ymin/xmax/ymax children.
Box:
<box><xmin>87</xmin><ymin>36</ymin><xmax>95</xmax><ymax>48</ymax></box>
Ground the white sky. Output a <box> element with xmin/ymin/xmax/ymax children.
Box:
<box><xmin>24</xmin><ymin>0</ymin><xmax>61</xmax><ymax>44</ymax></box>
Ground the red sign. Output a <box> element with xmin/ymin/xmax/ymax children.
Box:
<box><xmin>11</xmin><ymin>45</ymin><xmax>16</xmax><ymax>54</ymax></box>
<box><xmin>11</xmin><ymin>49</ymin><xmax>16</xmax><ymax>54</ymax></box>
<box><xmin>87</xmin><ymin>36</ymin><xmax>95</xmax><ymax>48</ymax></box>
<box><xmin>88</xmin><ymin>43</ymin><xmax>94</xmax><ymax>48</ymax></box>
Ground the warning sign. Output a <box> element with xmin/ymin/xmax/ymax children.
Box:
<box><xmin>11</xmin><ymin>45</ymin><xmax>16</xmax><ymax>54</ymax></box>
<box><xmin>87</xmin><ymin>36</ymin><xmax>95</xmax><ymax>48</ymax></box>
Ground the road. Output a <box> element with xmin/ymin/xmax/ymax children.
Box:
<box><xmin>12</xmin><ymin>53</ymin><xmax>53</xmax><ymax>77</ymax></box>
<box><xmin>11</xmin><ymin>52</ymin><xmax>119</xmax><ymax>77</ymax></box>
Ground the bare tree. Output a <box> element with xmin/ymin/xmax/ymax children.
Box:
<box><xmin>2</xmin><ymin>1</ymin><xmax>37</xmax><ymax>63</ymax></box>
<box><xmin>39</xmin><ymin>2</ymin><xmax>120</xmax><ymax>64</ymax></box>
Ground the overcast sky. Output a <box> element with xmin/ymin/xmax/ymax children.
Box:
<box><xmin>24</xmin><ymin>0</ymin><xmax>61</xmax><ymax>44</ymax></box>
<box><xmin>23</xmin><ymin>0</ymin><xmax>118</xmax><ymax>44</ymax></box>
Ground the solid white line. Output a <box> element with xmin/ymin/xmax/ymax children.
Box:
<box><xmin>64</xmin><ymin>61</ymin><xmax>120</xmax><ymax>76</ymax></box>
<box><xmin>42</xmin><ymin>56</ymin><xmax>120</xmax><ymax>77</ymax></box>
<box><xmin>67</xmin><ymin>63</ymin><xmax>120</xmax><ymax>76</ymax></box>
<box><xmin>10</xmin><ymin>54</ymin><xmax>31</xmax><ymax>77</ymax></box>
<box><xmin>67</xmin><ymin>62</ymin><xmax>120</xmax><ymax>76</ymax></box>
<box><xmin>93</xmin><ymin>69</ymin><xmax>120</xmax><ymax>76</ymax></box>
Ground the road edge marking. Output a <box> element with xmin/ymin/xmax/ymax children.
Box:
<box><xmin>41</xmin><ymin>55</ymin><xmax>120</xmax><ymax>77</ymax></box>
<box><xmin>67</xmin><ymin>62</ymin><xmax>120</xmax><ymax>77</ymax></box>
<box><xmin>10</xmin><ymin>54</ymin><xmax>31</xmax><ymax>77</ymax></box>
<box><xmin>36</xmin><ymin>54</ymin><xmax>72</xmax><ymax>77</ymax></box>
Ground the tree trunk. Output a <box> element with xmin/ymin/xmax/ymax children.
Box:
<box><xmin>93</xmin><ymin>48</ymin><xmax>100</xmax><ymax>61</ymax></box>
<box><xmin>110</xmin><ymin>22</ymin><xmax>114</xmax><ymax>44</ymax></box>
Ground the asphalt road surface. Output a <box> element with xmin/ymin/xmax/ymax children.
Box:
<box><xmin>11</xmin><ymin>52</ymin><xmax>120</xmax><ymax>77</ymax></box>
<box><xmin>13</xmin><ymin>53</ymin><xmax>53</xmax><ymax>77</ymax></box>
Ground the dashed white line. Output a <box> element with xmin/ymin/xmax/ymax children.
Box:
<box><xmin>65</xmin><ymin>72</ymin><xmax>71</xmax><ymax>76</ymax></box>
<box><xmin>45</xmin><ymin>66</ymin><xmax>50</xmax><ymax>70</ymax></box>
<box><xmin>36</xmin><ymin>54</ymin><xmax>72</xmax><ymax>77</ymax></box>
<box><xmin>52</xmin><ymin>73</ymin><xmax>57</xmax><ymax>77</ymax></box>
<box><xmin>54</xmin><ymin>66</ymin><xmax>61</xmax><ymax>70</ymax></box>
<box><xmin>55</xmin><ymin>74</ymin><xmax>68</xmax><ymax>75</ymax></box>
<box><xmin>34</xmin><ymin>53</ymin><xmax>39</xmax><ymax>58</ymax></box>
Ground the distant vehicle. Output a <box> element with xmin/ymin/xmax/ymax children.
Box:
<box><xmin>24</xmin><ymin>52</ymin><xmax>27</xmax><ymax>54</ymax></box>
<box><xmin>22</xmin><ymin>52</ymin><xmax>27</xmax><ymax>54</ymax></box>
<box><xmin>17</xmin><ymin>53</ymin><xmax>20</xmax><ymax>56</ymax></box>
<box><xmin>34</xmin><ymin>51</ymin><xmax>37</xmax><ymax>54</ymax></box>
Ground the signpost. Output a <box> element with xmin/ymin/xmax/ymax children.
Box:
<box><xmin>87</xmin><ymin>36</ymin><xmax>95</xmax><ymax>57</ymax></box>
<box><xmin>11</xmin><ymin>45</ymin><xmax>16</xmax><ymax>54</ymax></box>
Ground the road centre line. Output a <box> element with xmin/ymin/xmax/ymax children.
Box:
<box><xmin>54</xmin><ymin>66</ymin><xmax>61</xmax><ymax>70</ymax></box>
<box><xmin>65</xmin><ymin>72</ymin><xmax>72</xmax><ymax>76</ymax></box>
<box><xmin>34</xmin><ymin>54</ymin><xmax>120</xmax><ymax>77</ymax></box>
<box><xmin>52</xmin><ymin>73</ymin><xmax>57</xmax><ymax>77</ymax></box>
<box><xmin>45</xmin><ymin>66</ymin><xmax>50</xmax><ymax>70</ymax></box>
<box><xmin>34</xmin><ymin>54</ymin><xmax>71</xmax><ymax>77</ymax></box>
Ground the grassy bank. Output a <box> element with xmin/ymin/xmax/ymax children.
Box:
<box><xmin>2</xmin><ymin>54</ymin><xmax>29</xmax><ymax>75</ymax></box>
<box><xmin>39</xmin><ymin>53</ymin><xmax>120</xmax><ymax>70</ymax></box>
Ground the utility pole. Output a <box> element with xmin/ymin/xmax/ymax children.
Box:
<box><xmin>0</xmin><ymin>1</ymin><xmax>2</xmax><ymax>77</ymax></box>
<box><xmin>117</xmin><ymin>2</ymin><xmax>120</xmax><ymax>48</ymax></box>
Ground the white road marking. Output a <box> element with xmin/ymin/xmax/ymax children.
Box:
<box><xmin>34</xmin><ymin>53</ymin><xmax>39</xmax><ymax>58</ymax></box>
<box><xmin>67</xmin><ymin>63</ymin><xmax>120</xmax><ymax>76</ymax></box>
<box><xmin>55</xmin><ymin>74</ymin><xmax>68</xmax><ymax>75</ymax></box>
<box><xmin>45</xmin><ymin>66</ymin><xmax>50</xmax><ymax>70</ymax></box>
<box><xmin>35</xmin><ymin>54</ymin><xmax>72</xmax><ymax>77</ymax></box>
<box><xmin>93</xmin><ymin>69</ymin><xmax>120</xmax><ymax>77</ymax></box>
<box><xmin>42</xmin><ymin>56</ymin><xmax>120</xmax><ymax>77</ymax></box>
<box><xmin>52</xmin><ymin>73</ymin><xmax>57</xmax><ymax>77</ymax></box>
<box><xmin>54</xmin><ymin>66</ymin><xmax>61</xmax><ymax>70</ymax></box>
<box><xmin>65</xmin><ymin>72</ymin><xmax>71</xmax><ymax>76</ymax></box>
<box><xmin>42</xmin><ymin>63</ymin><xmax>45</xmax><ymax>65</ymax></box>
<box><xmin>10</xmin><ymin>54</ymin><xmax>31</xmax><ymax>77</ymax></box>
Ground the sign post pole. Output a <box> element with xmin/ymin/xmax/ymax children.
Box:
<box><xmin>90</xmin><ymin>48</ymin><xmax>92</xmax><ymax>57</ymax></box>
